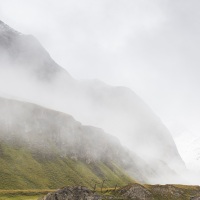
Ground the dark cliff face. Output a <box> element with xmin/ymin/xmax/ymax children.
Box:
<box><xmin>0</xmin><ymin>20</ymin><xmax>185</xmax><ymax>183</ymax></box>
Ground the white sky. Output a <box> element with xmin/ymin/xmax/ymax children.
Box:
<box><xmin>1</xmin><ymin>0</ymin><xmax>200</xmax><ymax>164</ymax></box>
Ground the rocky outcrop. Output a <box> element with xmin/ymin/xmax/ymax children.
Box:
<box><xmin>149</xmin><ymin>184</ymin><xmax>200</xmax><ymax>200</ymax></box>
<box><xmin>150</xmin><ymin>184</ymin><xmax>185</xmax><ymax>199</ymax></box>
<box><xmin>117</xmin><ymin>183</ymin><xmax>154</xmax><ymax>200</ymax></box>
<box><xmin>41</xmin><ymin>186</ymin><xmax>102</xmax><ymax>200</ymax></box>
<box><xmin>116</xmin><ymin>184</ymin><xmax>200</xmax><ymax>200</ymax></box>
<box><xmin>40</xmin><ymin>184</ymin><xmax>200</xmax><ymax>200</ymax></box>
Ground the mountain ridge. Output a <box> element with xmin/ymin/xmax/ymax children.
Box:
<box><xmin>0</xmin><ymin>96</ymin><xmax>184</xmax><ymax>186</ymax></box>
<box><xmin>0</xmin><ymin>20</ymin><xmax>185</xmax><ymax>184</ymax></box>
<box><xmin>0</xmin><ymin>96</ymin><xmax>134</xmax><ymax>189</ymax></box>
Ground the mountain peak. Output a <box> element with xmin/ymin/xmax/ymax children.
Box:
<box><xmin>0</xmin><ymin>20</ymin><xmax>21</xmax><ymax>35</ymax></box>
<box><xmin>0</xmin><ymin>20</ymin><xmax>72</xmax><ymax>81</ymax></box>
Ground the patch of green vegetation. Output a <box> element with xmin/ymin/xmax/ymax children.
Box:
<box><xmin>0</xmin><ymin>190</ymin><xmax>53</xmax><ymax>200</ymax></box>
<box><xmin>0</xmin><ymin>142</ymin><xmax>133</xmax><ymax>190</ymax></box>
<box><xmin>0</xmin><ymin>195</ymin><xmax>38</xmax><ymax>200</ymax></box>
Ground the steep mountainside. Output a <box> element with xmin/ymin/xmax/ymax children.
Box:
<box><xmin>0</xmin><ymin>97</ymin><xmax>134</xmax><ymax>189</ymax></box>
<box><xmin>0</xmin><ymin>20</ymin><xmax>185</xmax><ymax>183</ymax></box>
<box><xmin>0</xmin><ymin>141</ymin><xmax>132</xmax><ymax>190</ymax></box>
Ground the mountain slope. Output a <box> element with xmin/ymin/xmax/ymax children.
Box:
<box><xmin>0</xmin><ymin>20</ymin><xmax>185</xmax><ymax>183</ymax></box>
<box><xmin>0</xmin><ymin>141</ymin><xmax>133</xmax><ymax>190</ymax></box>
<box><xmin>0</xmin><ymin>97</ymin><xmax>134</xmax><ymax>189</ymax></box>
<box><xmin>0</xmin><ymin>20</ymin><xmax>70</xmax><ymax>81</ymax></box>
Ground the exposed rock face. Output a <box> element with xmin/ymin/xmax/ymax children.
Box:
<box><xmin>41</xmin><ymin>186</ymin><xmax>102</xmax><ymax>200</ymax></box>
<box><xmin>117</xmin><ymin>183</ymin><xmax>154</xmax><ymax>200</ymax></box>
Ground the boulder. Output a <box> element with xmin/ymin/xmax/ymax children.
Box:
<box><xmin>41</xmin><ymin>186</ymin><xmax>102</xmax><ymax>200</ymax></box>
<box><xmin>117</xmin><ymin>183</ymin><xmax>154</xmax><ymax>200</ymax></box>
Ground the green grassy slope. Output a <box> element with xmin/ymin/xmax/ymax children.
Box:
<box><xmin>0</xmin><ymin>195</ymin><xmax>38</xmax><ymax>200</ymax></box>
<box><xmin>0</xmin><ymin>142</ymin><xmax>133</xmax><ymax>190</ymax></box>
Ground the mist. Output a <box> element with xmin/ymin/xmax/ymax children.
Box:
<box><xmin>0</xmin><ymin>31</ymin><xmax>189</xmax><ymax>185</ymax></box>
<box><xmin>1</xmin><ymin>1</ymin><xmax>200</xmax><ymax>147</ymax></box>
<box><xmin>0</xmin><ymin>0</ymin><xmax>200</xmax><ymax>185</ymax></box>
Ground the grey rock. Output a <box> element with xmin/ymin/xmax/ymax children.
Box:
<box><xmin>117</xmin><ymin>183</ymin><xmax>154</xmax><ymax>200</ymax></box>
<box><xmin>151</xmin><ymin>184</ymin><xmax>185</xmax><ymax>199</ymax></box>
<box><xmin>41</xmin><ymin>186</ymin><xmax>102</xmax><ymax>200</ymax></box>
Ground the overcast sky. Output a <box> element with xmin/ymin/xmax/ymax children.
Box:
<box><xmin>0</xmin><ymin>0</ymin><xmax>200</xmax><ymax>142</ymax></box>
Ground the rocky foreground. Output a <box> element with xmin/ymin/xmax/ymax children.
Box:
<box><xmin>40</xmin><ymin>183</ymin><xmax>200</xmax><ymax>200</ymax></box>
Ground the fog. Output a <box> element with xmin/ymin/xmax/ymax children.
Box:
<box><xmin>0</xmin><ymin>0</ymin><xmax>200</xmax><ymax>183</ymax></box>
<box><xmin>0</xmin><ymin>42</ymin><xmax>187</xmax><ymax>184</ymax></box>
<box><xmin>1</xmin><ymin>1</ymin><xmax>200</xmax><ymax>135</ymax></box>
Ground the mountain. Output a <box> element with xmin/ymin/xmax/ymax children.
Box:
<box><xmin>0</xmin><ymin>20</ymin><xmax>185</xmax><ymax>183</ymax></box>
<box><xmin>0</xmin><ymin>96</ymin><xmax>182</xmax><ymax>187</ymax></box>
<box><xmin>0</xmin><ymin>97</ymin><xmax>134</xmax><ymax>189</ymax></box>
